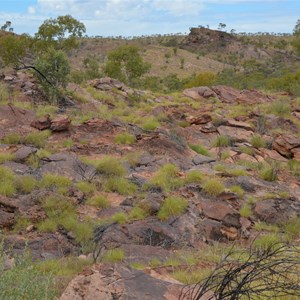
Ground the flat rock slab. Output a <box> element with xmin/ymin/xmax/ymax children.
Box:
<box><xmin>192</xmin><ymin>154</ymin><xmax>215</xmax><ymax>165</ymax></box>
<box><xmin>60</xmin><ymin>264</ymin><xmax>183</xmax><ymax>300</ymax></box>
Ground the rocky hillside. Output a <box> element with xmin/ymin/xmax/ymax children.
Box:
<box><xmin>0</xmin><ymin>72</ymin><xmax>300</xmax><ymax>298</ymax></box>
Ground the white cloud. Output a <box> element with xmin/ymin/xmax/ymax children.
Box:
<box><xmin>28</xmin><ymin>6</ymin><xmax>36</xmax><ymax>14</ymax></box>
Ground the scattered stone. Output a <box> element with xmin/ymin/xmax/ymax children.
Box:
<box><xmin>273</xmin><ymin>135</ymin><xmax>300</xmax><ymax>158</ymax></box>
<box><xmin>186</xmin><ymin>114</ymin><xmax>212</xmax><ymax>125</ymax></box>
<box><xmin>192</xmin><ymin>154</ymin><xmax>215</xmax><ymax>165</ymax></box>
<box><xmin>31</xmin><ymin>115</ymin><xmax>51</xmax><ymax>130</ymax></box>
<box><xmin>14</xmin><ymin>146</ymin><xmax>37</xmax><ymax>162</ymax></box>
<box><xmin>50</xmin><ymin>115</ymin><xmax>71</xmax><ymax>132</ymax></box>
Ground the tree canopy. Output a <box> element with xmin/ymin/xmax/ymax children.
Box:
<box><xmin>0</xmin><ymin>15</ymin><xmax>86</xmax><ymax>103</ymax></box>
<box><xmin>104</xmin><ymin>45</ymin><xmax>151</xmax><ymax>84</ymax></box>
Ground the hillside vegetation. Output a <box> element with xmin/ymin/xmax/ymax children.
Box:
<box><xmin>0</xmin><ymin>16</ymin><xmax>300</xmax><ymax>299</ymax></box>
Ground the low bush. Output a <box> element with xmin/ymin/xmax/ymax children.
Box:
<box><xmin>239</xmin><ymin>204</ymin><xmax>252</xmax><ymax>218</ymax></box>
<box><xmin>95</xmin><ymin>156</ymin><xmax>126</xmax><ymax>177</ymax></box>
<box><xmin>104</xmin><ymin>177</ymin><xmax>136</xmax><ymax>195</ymax></box>
<box><xmin>111</xmin><ymin>212</ymin><xmax>128</xmax><ymax>224</ymax></box>
<box><xmin>103</xmin><ymin>249</ymin><xmax>125</xmax><ymax>263</ymax></box>
<box><xmin>141</xmin><ymin>117</ymin><xmax>160</xmax><ymax>131</ymax></box>
<box><xmin>86</xmin><ymin>194</ymin><xmax>110</xmax><ymax>208</ymax></box>
<box><xmin>24</xmin><ymin>130</ymin><xmax>51</xmax><ymax>148</ymax></box>
<box><xmin>40</xmin><ymin>173</ymin><xmax>72</xmax><ymax>190</ymax></box>
<box><xmin>2</xmin><ymin>133</ymin><xmax>22</xmax><ymax>145</ymax></box>
<box><xmin>202</xmin><ymin>178</ymin><xmax>225</xmax><ymax>196</ymax></box>
<box><xmin>76</xmin><ymin>181</ymin><xmax>96</xmax><ymax>195</ymax></box>
<box><xmin>0</xmin><ymin>152</ymin><xmax>15</xmax><ymax>164</ymax></box>
<box><xmin>149</xmin><ymin>163</ymin><xmax>183</xmax><ymax>191</ymax></box>
<box><xmin>15</xmin><ymin>175</ymin><xmax>38</xmax><ymax>194</ymax></box>
<box><xmin>114</xmin><ymin>132</ymin><xmax>136</xmax><ymax>144</ymax></box>
<box><xmin>185</xmin><ymin>170</ymin><xmax>204</xmax><ymax>184</ymax></box>
<box><xmin>0</xmin><ymin>166</ymin><xmax>16</xmax><ymax>196</ymax></box>
<box><xmin>189</xmin><ymin>144</ymin><xmax>210</xmax><ymax>156</ymax></box>
<box><xmin>157</xmin><ymin>196</ymin><xmax>188</xmax><ymax>220</ymax></box>
<box><xmin>251</xmin><ymin>134</ymin><xmax>267</xmax><ymax>148</ymax></box>
<box><xmin>212</xmin><ymin>135</ymin><xmax>230</xmax><ymax>148</ymax></box>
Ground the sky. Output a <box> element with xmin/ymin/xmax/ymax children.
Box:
<box><xmin>0</xmin><ymin>0</ymin><xmax>299</xmax><ymax>37</ymax></box>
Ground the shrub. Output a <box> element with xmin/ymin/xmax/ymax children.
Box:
<box><xmin>129</xmin><ymin>206</ymin><xmax>149</xmax><ymax>220</ymax></box>
<box><xmin>95</xmin><ymin>156</ymin><xmax>126</xmax><ymax>177</ymax></box>
<box><xmin>269</xmin><ymin>100</ymin><xmax>291</xmax><ymax>117</ymax></box>
<box><xmin>111</xmin><ymin>212</ymin><xmax>128</xmax><ymax>224</ymax></box>
<box><xmin>228</xmin><ymin>168</ymin><xmax>248</xmax><ymax>177</ymax></box>
<box><xmin>0</xmin><ymin>166</ymin><xmax>16</xmax><ymax>196</ymax></box>
<box><xmin>86</xmin><ymin>195</ymin><xmax>110</xmax><ymax>208</ymax></box>
<box><xmin>252</xmin><ymin>234</ymin><xmax>281</xmax><ymax>252</ymax></box>
<box><xmin>157</xmin><ymin>196</ymin><xmax>188</xmax><ymax>220</ymax></box>
<box><xmin>24</xmin><ymin>130</ymin><xmax>51</xmax><ymax>148</ymax></box>
<box><xmin>284</xmin><ymin>217</ymin><xmax>300</xmax><ymax>238</ymax></box>
<box><xmin>103</xmin><ymin>249</ymin><xmax>125</xmax><ymax>263</ymax></box>
<box><xmin>259</xmin><ymin>164</ymin><xmax>278</xmax><ymax>181</ymax></box>
<box><xmin>254</xmin><ymin>222</ymin><xmax>279</xmax><ymax>233</ymax></box>
<box><xmin>104</xmin><ymin>177</ymin><xmax>136</xmax><ymax>195</ymax></box>
<box><xmin>149</xmin><ymin>163</ymin><xmax>182</xmax><ymax>191</ymax></box>
<box><xmin>239</xmin><ymin>204</ymin><xmax>252</xmax><ymax>218</ymax></box>
<box><xmin>13</xmin><ymin>217</ymin><xmax>31</xmax><ymax>232</ymax></box>
<box><xmin>0</xmin><ymin>152</ymin><xmax>15</xmax><ymax>164</ymax></box>
<box><xmin>15</xmin><ymin>175</ymin><xmax>38</xmax><ymax>194</ymax></box>
<box><xmin>251</xmin><ymin>134</ymin><xmax>267</xmax><ymax>148</ymax></box>
<box><xmin>173</xmin><ymin>268</ymin><xmax>212</xmax><ymax>285</ymax></box>
<box><xmin>2</xmin><ymin>133</ymin><xmax>21</xmax><ymax>144</ymax></box>
<box><xmin>202</xmin><ymin>178</ymin><xmax>225</xmax><ymax>196</ymax></box>
<box><xmin>0</xmin><ymin>247</ymin><xmax>58</xmax><ymax>300</ymax></box>
<box><xmin>212</xmin><ymin>135</ymin><xmax>230</xmax><ymax>148</ymax></box>
<box><xmin>230</xmin><ymin>185</ymin><xmax>244</xmax><ymax>198</ymax></box>
<box><xmin>239</xmin><ymin>145</ymin><xmax>255</xmax><ymax>156</ymax></box>
<box><xmin>114</xmin><ymin>132</ymin><xmax>136</xmax><ymax>144</ymax></box>
<box><xmin>40</xmin><ymin>173</ymin><xmax>72</xmax><ymax>189</ymax></box>
<box><xmin>141</xmin><ymin>117</ymin><xmax>159</xmax><ymax>131</ymax></box>
<box><xmin>76</xmin><ymin>181</ymin><xmax>96</xmax><ymax>195</ymax></box>
<box><xmin>189</xmin><ymin>144</ymin><xmax>210</xmax><ymax>156</ymax></box>
<box><xmin>185</xmin><ymin>170</ymin><xmax>204</xmax><ymax>184</ymax></box>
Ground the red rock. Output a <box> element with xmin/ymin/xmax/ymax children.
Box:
<box><xmin>186</xmin><ymin>114</ymin><xmax>212</xmax><ymax>125</ymax></box>
<box><xmin>182</xmin><ymin>86</ymin><xmax>217</xmax><ymax>101</ymax></box>
<box><xmin>31</xmin><ymin>115</ymin><xmax>51</xmax><ymax>130</ymax></box>
<box><xmin>273</xmin><ymin>135</ymin><xmax>300</xmax><ymax>158</ymax></box>
<box><xmin>217</xmin><ymin>125</ymin><xmax>253</xmax><ymax>142</ymax></box>
<box><xmin>50</xmin><ymin>115</ymin><xmax>71</xmax><ymax>131</ymax></box>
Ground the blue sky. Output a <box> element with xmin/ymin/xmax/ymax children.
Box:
<box><xmin>0</xmin><ymin>0</ymin><xmax>299</xmax><ymax>36</ymax></box>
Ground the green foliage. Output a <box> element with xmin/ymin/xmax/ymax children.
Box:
<box><xmin>157</xmin><ymin>196</ymin><xmax>188</xmax><ymax>220</ymax></box>
<box><xmin>82</xmin><ymin>55</ymin><xmax>101</xmax><ymax>80</ymax></box>
<box><xmin>129</xmin><ymin>206</ymin><xmax>149</xmax><ymax>220</ymax></box>
<box><xmin>254</xmin><ymin>222</ymin><xmax>279</xmax><ymax>233</ymax></box>
<box><xmin>0</xmin><ymin>33</ymin><xmax>31</xmax><ymax>68</ymax></box>
<box><xmin>0</xmin><ymin>152</ymin><xmax>15</xmax><ymax>164</ymax></box>
<box><xmin>103</xmin><ymin>249</ymin><xmax>125</xmax><ymax>263</ymax></box>
<box><xmin>34</xmin><ymin>48</ymin><xmax>70</xmax><ymax>102</ymax></box>
<box><xmin>185</xmin><ymin>170</ymin><xmax>204</xmax><ymax>184</ymax></box>
<box><xmin>141</xmin><ymin>117</ymin><xmax>160</xmax><ymax>131</ymax></box>
<box><xmin>40</xmin><ymin>173</ymin><xmax>72</xmax><ymax>194</ymax></box>
<box><xmin>259</xmin><ymin>163</ymin><xmax>278</xmax><ymax>182</ymax></box>
<box><xmin>104</xmin><ymin>177</ymin><xmax>136</xmax><ymax>195</ymax></box>
<box><xmin>230</xmin><ymin>185</ymin><xmax>244</xmax><ymax>198</ymax></box>
<box><xmin>269</xmin><ymin>100</ymin><xmax>291</xmax><ymax>117</ymax></box>
<box><xmin>253</xmin><ymin>234</ymin><xmax>281</xmax><ymax>252</ymax></box>
<box><xmin>95</xmin><ymin>156</ymin><xmax>126</xmax><ymax>177</ymax></box>
<box><xmin>86</xmin><ymin>195</ymin><xmax>110</xmax><ymax>208</ymax></box>
<box><xmin>111</xmin><ymin>212</ymin><xmax>128</xmax><ymax>224</ymax></box>
<box><xmin>35</xmin><ymin>15</ymin><xmax>86</xmax><ymax>51</ymax></box>
<box><xmin>36</xmin><ymin>256</ymin><xmax>92</xmax><ymax>277</ymax></box>
<box><xmin>212</xmin><ymin>135</ymin><xmax>230</xmax><ymax>148</ymax></box>
<box><xmin>239</xmin><ymin>204</ymin><xmax>252</xmax><ymax>217</ymax></box>
<box><xmin>0</xmin><ymin>247</ymin><xmax>58</xmax><ymax>300</ymax></box>
<box><xmin>239</xmin><ymin>145</ymin><xmax>255</xmax><ymax>156</ymax></box>
<box><xmin>76</xmin><ymin>181</ymin><xmax>96</xmax><ymax>195</ymax></box>
<box><xmin>184</xmin><ymin>72</ymin><xmax>216</xmax><ymax>88</ymax></box>
<box><xmin>0</xmin><ymin>82</ymin><xmax>9</xmax><ymax>102</ymax></box>
<box><xmin>2</xmin><ymin>133</ymin><xmax>22</xmax><ymax>144</ymax></box>
<box><xmin>15</xmin><ymin>175</ymin><xmax>38</xmax><ymax>194</ymax></box>
<box><xmin>13</xmin><ymin>217</ymin><xmax>31</xmax><ymax>232</ymax></box>
<box><xmin>24</xmin><ymin>130</ymin><xmax>51</xmax><ymax>148</ymax></box>
<box><xmin>104</xmin><ymin>45</ymin><xmax>151</xmax><ymax>84</ymax></box>
<box><xmin>149</xmin><ymin>163</ymin><xmax>182</xmax><ymax>191</ymax></box>
<box><xmin>202</xmin><ymin>178</ymin><xmax>225</xmax><ymax>196</ymax></box>
<box><xmin>114</xmin><ymin>132</ymin><xmax>136</xmax><ymax>144</ymax></box>
<box><xmin>288</xmin><ymin>159</ymin><xmax>300</xmax><ymax>177</ymax></box>
<box><xmin>189</xmin><ymin>144</ymin><xmax>210</xmax><ymax>156</ymax></box>
<box><xmin>251</xmin><ymin>134</ymin><xmax>267</xmax><ymax>148</ymax></box>
<box><xmin>173</xmin><ymin>268</ymin><xmax>212</xmax><ymax>285</ymax></box>
<box><xmin>0</xmin><ymin>166</ymin><xmax>16</xmax><ymax>196</ymax></box>
<box><xmin>284</xmin><ymin>217</ymin><xmax>300</xmax><ymax>238</ymax></box>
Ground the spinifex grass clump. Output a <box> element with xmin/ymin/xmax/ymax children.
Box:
<box><xmin>148</xmin><ymin>163</ymin><xmax>183</xmax><ymax>191</ymax></box>
<box><xmin>157</xmin><ymin>196</ymin><xmax>188</xmax><ymax>220</ymax></box>
<box><xmin>0</xmin><ymin>166</ymin><xmax>16</xmax><ymax>196</ymax></box>
<box><xmin>202</xmin><ymin>178</ymin><xmax>225</xmax><ymax>197</ymax></box>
